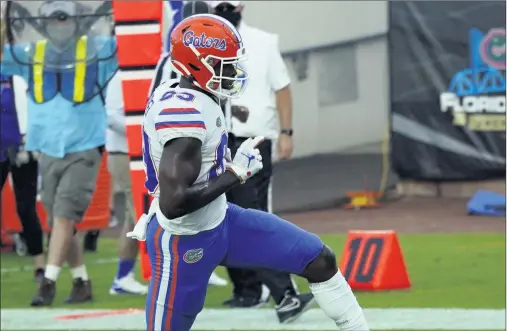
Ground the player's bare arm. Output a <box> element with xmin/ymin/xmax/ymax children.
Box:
<box><xmin>158</xmin><ymin>137</ymin><xmax>240</xmax><ymax>220</ymax></box>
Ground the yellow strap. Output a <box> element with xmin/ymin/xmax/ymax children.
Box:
<box><xmin>33</xmin><ymin>40</ymin><xmax>47</xmax><ymax>103</ymax></box>
<box><xmin>73</xmin><ymin>36</ymin><xmax>88</xmax><ymax>102</ymax></box>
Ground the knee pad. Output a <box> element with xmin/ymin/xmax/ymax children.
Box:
<box><xmin>319</xmin><ymin>245</ymin><xmax>337</xmax><ymax>271</ymax></box>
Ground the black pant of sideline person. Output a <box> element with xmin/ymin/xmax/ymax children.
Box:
<box><xmin>224</xmin><ymin>134</ymin><xmax>298</xmax><ymax>307</ymax></box>
<box><xmin>0</xmin><ymin>155</ymin><xmax>44</xmax><ymax>280</ymax></box>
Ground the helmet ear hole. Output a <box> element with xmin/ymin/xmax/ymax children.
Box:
<box><xmin>188</xmin><ymin>63</ymin><xmax>200</xmax><ymax>71</ymax></box>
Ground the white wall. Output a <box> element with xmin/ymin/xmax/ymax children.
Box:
<box><xmin>241</xmin><ymin>1</ymin><xmax>390</xmax><ymax>157</ymax></box>
<box><xmin>286</xmin><ymin>37</ymin><xmax>389</xmax><ymax>158</ymax></box>
<box><xmin>242</xmin><ymin>1</ymin><xmax>388</xmax><ymax>53</ymax></box>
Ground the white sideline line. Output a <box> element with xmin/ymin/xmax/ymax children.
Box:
<box><xmin>0</xmin><ymin>258</ymin><xmax>118</xmax><ymax>273</ymax></box>
<box><xmin>0</xmin><ymin>308</ymin><xmax>505</xmax><ymax>330</ymax></box>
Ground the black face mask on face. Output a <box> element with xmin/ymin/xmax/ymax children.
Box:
<box><xmin>214</xmin><ymin>5</ymin><xmax>242</xmax><ymax>28</ymax></box>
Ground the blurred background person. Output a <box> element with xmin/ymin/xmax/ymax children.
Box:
<box><xmin>1</xmin><ymin>0</ymin><xmax>117</xmax><ymax>306</ymax></box>
<box><xmin>105</xmin><ymin>72</ymin><xmax>148</xmax><ymax>295</ymax></box>
<box><xmin>0</xmin><ymin>72</ymin><xmax>45</xmax><ymax>282</ymax></box>
<box><xmin>149</xmin><ymin>0</ymin><xmax>229</xmax><ymax>288</ymax></box>
<box><xmin>210</xmin><ymin>1</ymin><xmax>314</xmax><ymax>323</ymax></box>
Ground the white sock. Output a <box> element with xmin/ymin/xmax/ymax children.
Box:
<box><xmin>44</xmin><ymin>265</ymin><xmax>61</xmax><ymax>282</ymax></box>
<box><xmin>309</xmin><ymin>270</ymin><xmax>369</xmax><ymax>331</ymax></box>
<box><xmin>70</xmin><ymin>265</ymin><xmax>89</xmax><ymax>281</ymax></box>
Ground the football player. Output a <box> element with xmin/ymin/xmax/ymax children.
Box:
<box><xmin>131</xmin><ymin>14</ymin><xmax>369</xmax><ymax>331</ymax></box>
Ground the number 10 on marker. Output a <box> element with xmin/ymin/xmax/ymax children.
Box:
<box><xmin>339</xmin><ymin>231</ymin><xmax>411</xmax><ymax>291</ymax></box>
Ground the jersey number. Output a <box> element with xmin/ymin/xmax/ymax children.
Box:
<box><xmin>160</xmin><ymin>91</ymin><xmax>195</xmax><ymax>102</ymax></box>
<box><xmin>209</xmin><ymin>132</ymin><xmax>228</xmax><ymax>178</ymax></box>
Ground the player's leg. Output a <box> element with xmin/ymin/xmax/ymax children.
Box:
<box><xmin>250</xmin><ymin>147</ymin><xmax>309</xmax><ymax>313</ymax></box>
<box><xmin>224</xmin><ymin>179</ymin><xmax>263</xmax><ymax>306</ymax></box>
<box><xmin>225</xmin><ymin>142</ymin><xmax>313</xmax><ymax>317</ymax></box>
<box><xmin>226</xmin><ymin>168</ymin><xmax>314</xmax><ymax>318</ymax></box>
<box><xmin>145</xmin><ymin>216</ymin><xmax>227</xmax><ymax>331</ymax></box>
<box><xmin>223</xmin><ymin>203</ymin><xmax>369</xmax><ymax>330</ymax></box>
<box><xmin>108</xmin><ymin>153</ymin><xmax>147</xmax><ymax>295</ymax></box>
<box><xmin>223</xmin><ymin>136</ymin><xmax>267</xmax><ymax>307</ymax></box>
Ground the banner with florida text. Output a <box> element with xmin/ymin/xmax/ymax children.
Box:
<box><xmin>389</xmin><ymin>1</ymin><xmax>506</xmax><ymax>180</ymax></box>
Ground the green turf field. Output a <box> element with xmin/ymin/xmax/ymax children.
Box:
<box><xmin>1</xmin><ymin>233</ymin><xmax>505</xmax><ymax>330</ymax></box>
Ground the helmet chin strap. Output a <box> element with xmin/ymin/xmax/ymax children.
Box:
<box><xmin>189</xmin><ymin>43</ymin><xmax>224</xmax><ymax>95</ymax></box>
<box><xmin>172</xmin><ymin>59</ymin><xmax>192</xmax><ymax>77</ymax></box>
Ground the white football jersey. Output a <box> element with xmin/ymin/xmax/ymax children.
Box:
<box><xmin>142</xmin><ymin>80</ymin><xmax>228</xmax><ymax>235</ymax></box>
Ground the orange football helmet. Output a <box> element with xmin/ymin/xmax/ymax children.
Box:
<box><xmin>170</xmin><ymin>14</ymin><xmax>248</xmax><ymax>99</ymax></box>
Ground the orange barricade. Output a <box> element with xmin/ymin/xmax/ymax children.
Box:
<box><xmin>112</xmin><ymin>1</ymin><xmax>162</xmax><ymax>22</ymax></box>
<box><xmin>125</xmin><ymin>125</ymin><xmax>143</xmax><ymax>158</ymax></box>
<box><xmin>122</xmin><ymin>79</ymin><xmax>152</xmax><ymax>112</ymax></box>
<box><xmin>113</xmin><ymin>0</ymin><xmax>163</xmax><ymax>281</ymax></box>
<box><xmin>339</xmin><ymin>230</ymin><xmax>411</xmax><ymax>291</ymax></box>
<box><xmin>75</xmin><ymin>154</ymin><xmax>111</xmax><ymax>231</ymax></box>
<box><xmin>1</xmin><ymin>154</ymin><xmax>111</xmax><ymax>235</ymax></box>
<box><xmin>116</xmin><ymin>34</ymin><xmax>162</xmax><ymax>68</ymax></box>
<box><xmin>113</xmin><ymin>0</ymin><xmax>163</xmax><ymax>70</ymax></box>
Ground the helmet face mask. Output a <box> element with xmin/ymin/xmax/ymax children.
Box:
<box><xmin>204</xmin><ymin>53</ymin><xmax>248</xmax><ymax>99</ymax></box>
<box><xmin>170</xmin><ymin>14</ymin><xmax>249</xmax><ymax>99</ymax></box>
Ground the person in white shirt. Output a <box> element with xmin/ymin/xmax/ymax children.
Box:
<box><xmin>211</xmin><ymin>1</ymin><xmax>294</xmax><ymax>159</ymax></box>
<box><xmin>210</xmin><ymin>1</ymin><xmax>308</xmax><ymax>318</ymax></box>
<box><xmin>104</xmin><ymin>73</ymin><xmax>148</xmax><ymax>295</ymax></box>
<box><xmin>149</xmin><ymin>0</ymin><xmax>229</xmax><ymax>288</ymax></box>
